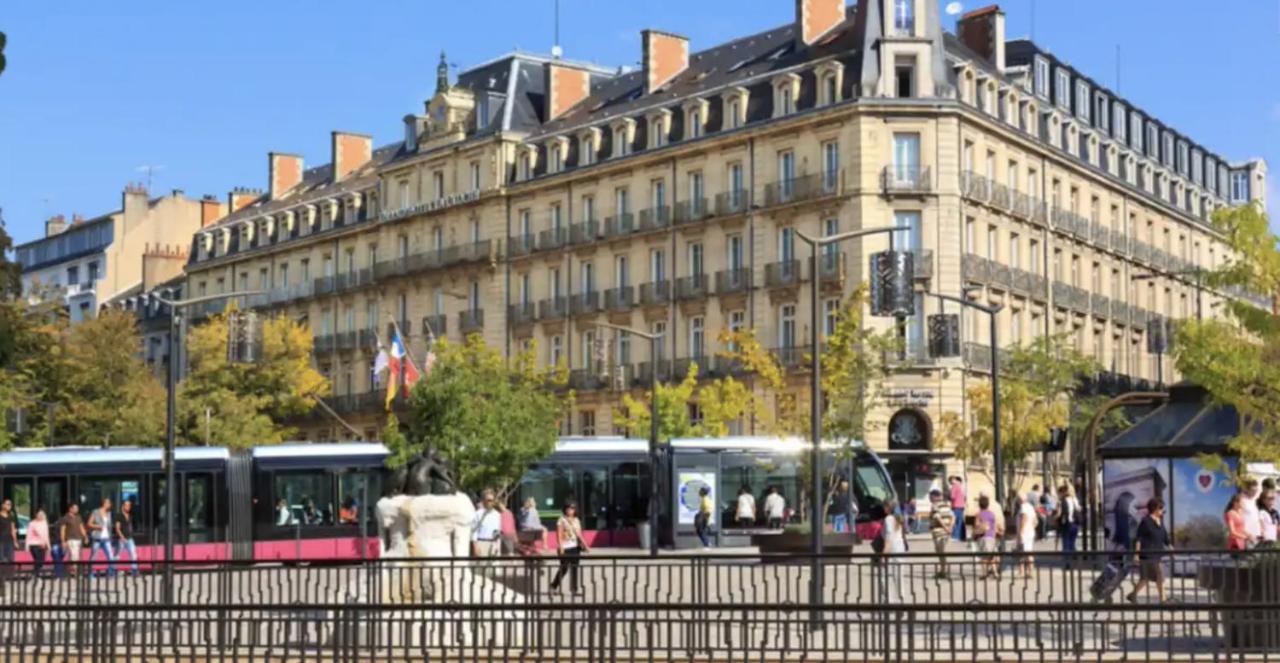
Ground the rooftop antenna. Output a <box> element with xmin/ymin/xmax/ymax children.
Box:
<box><xmin>136</xmin><ymin>164</ymin><xmax>165</xmax><ymax>191</ymax></box>
<box><xmin>551</xmin><ymin>0</ymin><xmax>562</xmax><ymax>59</ymax></box>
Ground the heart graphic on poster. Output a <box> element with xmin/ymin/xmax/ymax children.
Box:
<box><xmin>1196</xmin><ymin>470</ymin><xmax>1214</xmax><ymax>493</ymax></box>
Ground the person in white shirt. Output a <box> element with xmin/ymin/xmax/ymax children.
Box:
<box><xmin>879</xmin><ymin>499</ymin><xmax>906</xmax><ymax>603</ymax></box>
<box><xmin>470</xmin><ymin>490</ymin><xmax>504</xmax><ymax>557</ymax></box>
<box><xmin>1017</xmin><ymin>493</ymin><xmax>1038</xmax><ymax>579</ymax></box>
<box><xmin>763</xmin><ymin>486</ymin><xmax>786</xmax><ymax>529</ymax></box>
<box><xmin>735</xmin><ymin>486</ymin><xmax>756</xmax><ymax>527</ymax></box>
<box><xmin>1241</xmin><ymin>479</ymin><xmax>1263</xmax><ymax>542</ymax></box>
<box><xmin>1258</xmin><ymin>488</ymin><xmax>1279</xmax><ymax>544</ymax></box>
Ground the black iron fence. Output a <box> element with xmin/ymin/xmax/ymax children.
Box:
<box><xmin>0</xmin><ymin>549</ymin><xmax>1275</xmax><ymax>660</ymax></box>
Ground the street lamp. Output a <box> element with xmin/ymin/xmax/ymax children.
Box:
<box><xmin>592</xmin><ymin>321</ymin><xmax>663</xmax><ymax>557</ymax></box>
<box><xmin>150</xmin><ymin>289</ymin><xmax>266</xmax><ymax>604</ymax></box>
<box><xmin>794</xmin><ymin>225</ymin><xmax>910</xmax><ymax>618</ymax></box>
<box><xmin>925</xmin><ymin>288</ymin><xmax>1005</xmax><ymax>508</ymax></box>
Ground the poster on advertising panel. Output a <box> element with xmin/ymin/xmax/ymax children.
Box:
<box><xmin>1170</xmin><ymin>456</ymin><xmax>1238</xmax><ymax>549</ymax></box>
<box><xmin>1102</xmin><ymin>458</ymin><xmax>1171</xmax><ymax>547</ymax></box>
<box><xmin>677</xmin><ymin>471</ymin><xmax>715</xmax><ymax>525</ymax></box>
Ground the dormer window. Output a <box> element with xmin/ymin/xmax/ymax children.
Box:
<box><xmin>892</xmin><ymin>0</ymin><xmax>915</xmax><ymax>36</ymax></box>
<box><xmin>1095</xmin><ymin>92</ymin><xmax>1109</xmax><ymax>133</ymax></box>
<box><xmin>724</xmin><ymin>87</ymin><xmax>748</xmax><ymax>129</ymax></box>
<box><xmin>683</xmin><ymin>98</ymin><xmax>708</xmax><ymax>140</ymax></box>
<box><xmin>1147</xmin><ymin>125</ymin><xmax>1159</xmax><ymax>159</ymax></box>
<box><xmin>1177</xmin><ymin>141</ymin><xmax>1189</xmax><ymax>176</ymax></box>
<box><xmin>688</xmin><ymin>108</ymin><xmax>702</xmax><ymax>138</ymax></box>
<box><xmin>1130</xmin><ymin>113</ymin><xmax>1143</xmax><ymax>152</ymax></box>
<box><xmin>476</xmin><ymin>96</ymin><xmax>490</xmax><ymax>130</ymax></box>
<box><xmin>578</xmin><ymin>127</ymin><xmax>601</xmax><ymax>167</ymax></box>
<box><xmin>1034</xmin><ymin>57</ymin><xmax>1050</xmax><ymax>99</ymax></box>
<box><xmin>772</xmin><ymin>73</ymin><xmax>800</xmax><ymax>118</ymax></box>
<box><xmin>611</xmin><ymin>118</ymin><xmax>635</xmax><ymax>158</ymax></box>
<box><xmin>519</xmin><ymin>152</ymin><xmax>532</xmax><ymax>181</ymax></box>
<box><xmin>1162</xmin><ymin>132</ymin><xmax>1174</xmax><ymax>167</ymax></box>
<box><xmin>550</xmin><ymin>142</ymin><xmax>564</xmax><ymax>174</ymax></box>
<box><xmin>647</xmin><ymin>111</ymin><xmax>671</xmax><ymax>149</ymax></box>
<box><xmin>823</xmin><ymin>73</ymin><xmax>837</xmax><ymax>105</ymax></box>
<box><xmin>1112</xmin><ymin>102</ymin><xmax>1126</xmax><ymax>142</ymax></box>
<box><xmin>1054</xmin><ymin>69</ymin><xmax>1070</xmax><ymax>110</ymax></box>
<box><xmin>1074</xmin><ymin>81</ymin><xmax>1089</xmax><ymax>122</ymax></box>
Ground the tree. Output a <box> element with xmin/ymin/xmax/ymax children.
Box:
<box><xmin>398</xmin><ymin>336</ymin><xmax>569</xmax><ymax>498</ymax></box>
<box><xmin>179</xmin><ymin>307</ymin><xmax>328</xmax><ymax>448</ymax></box>
<box><xmin>0</xmin><ymin>288</ymin><xmax>74</xmax><ymax>447</ymax></box>
<box><xmin>59</xmin><ymin>309</ymin><xmax>165</xmax><ymax>446</ymax></box>
<box><xmin>937</xmin><ymin>334</ymin><xmax>1097</xmax><ymax>493</ymax></box>
<box><xmin>613</xmin><ymin>362</ymin><xmax>754</xmax><ymax>443</ymax></box>
<box><xmin>0</xmin><ymin>210</ymin><xmax>20</xmax><ymax>301</ymax></box>
<box><xmin>1173</xmin><ymin>203</ymin><xmax>1280</xmax><ymax>466</ymax></box>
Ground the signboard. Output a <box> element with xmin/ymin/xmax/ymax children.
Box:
<box><xmin>883</xmin><ymin>388</ymin><xmax>934</xmax><ymax>407</ymax></box>
<box><xmin>676</xmin><ymin>471</ymin><xmax>715</xmax><ymax>525</ymax></box>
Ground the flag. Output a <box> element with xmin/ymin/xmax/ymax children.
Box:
<box><xmin>385</xmin><ymin>329</ymin><xmax>420</xmax><ymax>409</ymax></box>
<box><xmin>372</xmin><ymin>346</ymin><xmax>389</xmax><ymax>387</ymax></box>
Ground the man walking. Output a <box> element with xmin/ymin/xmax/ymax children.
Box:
<box><xmin>949</xmin><ymin>476</ymin><xmax>967</xmax><ymax>541</ymax></box>
<box><xmin>929</xmin><ymin>488</ymin><xmax>956</xmax><ymax>578</ymax></box>
<box><xmin>57</xmin><ymin>504</ymin><xmax>86</xmax><ymax>578</ymax></box>
<box><xmin>86</xmin><ymin>498</ymin><xmax>117</xmax><ymax>577</ymax></box>
<box><xmin>470</xmin><ymin>490</ymin><xmax>503</xmax><ymax>558</ymax></box>
<box><xmin>831</xmin><ymin>480</ymin><xmax>858</xmax><ymax>534</ymax></box>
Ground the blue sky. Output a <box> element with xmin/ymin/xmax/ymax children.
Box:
<box><xmin>1</xmin><ymin>1</ymin><xmax>1277</xmax><ymax>246</ymax></box>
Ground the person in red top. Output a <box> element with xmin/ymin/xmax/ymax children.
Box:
<box><xmin>949</xmin><ymin>476</ymin><xmax>967</xmax><ymax>541</ymax></box>
<box><xmin>1225</xmin><ymin>493</ymin><xmax>1255</xmax><ymax>551</ymax></box>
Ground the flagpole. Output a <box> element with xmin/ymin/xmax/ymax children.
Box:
<box><xmin>387</xmin><ymin>313</ymin><xmax>424</xmax><ymax>375</ymax></box>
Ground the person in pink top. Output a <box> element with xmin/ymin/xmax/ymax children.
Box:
<box><xmin>1225</xmin><ymin>493</ymin><xmax>1254</xmax><ymax>551</ymax></box>
<box><xmin>949</xmin><ymin>476</ymin><xmax>967</xmax><ymax>540</ymax></box>
<box><xmin>25</xmin><ymin>508</ymin><xmax>50</xmax><ymax>578</ymax></box>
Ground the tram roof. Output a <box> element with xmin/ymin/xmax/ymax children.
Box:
<box><xmin>0</xmin><ymin>446</ymin><xmax>229</xmax><ymax>470</ymax></box>
<box><xmin>552</xmin><ymin>436</ymin><xmax>870</xmax><ymax>454</ymax></box>
<box><xmin>251</xmin><ymin>442</ymin><xmax>390</xmax><ymax>459</ymax></box>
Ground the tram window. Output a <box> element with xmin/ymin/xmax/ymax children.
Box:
<box><xmin>37</xmin><ymin>480</ymin><xmax>65</xmax><ymax>522</ymax></box>
<box><xmin>518</xmin><ymin>466</ymin><xmax>576</xmax><ymax>522</ymax></box>
<box><xmin>338</xmin><ymin>473</ymin><xmax>379</xmax><ymax>526</ymax></box>
<box><xmin>764</xmin><ymin>460</ymin><xmax>802</xmax><ymax>524</ymax></box>
<box><xmin>78</xmin><ymin>476</ymin><xmax>142</xmax><ymax>516</ymax></box>
<box><xmin>611</xmin><ymin>463</ymin><xmax>649</xmax><ymax>527</ymax></box>
<box><xmin>852</xmin><ymin>453</ymin><xmax>893</xmax><ymax>514</ymax></box>
<box><xmin>274</xmin><ymin>472</ymin><xmax>333</xmax><ymax>526</ymax></box>
<box><xmin>186</xmin><ymin>475</ymin><xmax>211</xmax><ymax>530</ymax></box>
<box><xmin>3</xmin><ymin>479</ymin><xmax>33</xmax><ymax>536</ymax></box>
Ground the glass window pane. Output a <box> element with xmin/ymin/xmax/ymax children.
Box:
<box><xmin>517</xmin><ymin>466</ymin><xmax>577</xmax><ymax>523</ymax></box>
<box><xmin>273</xmin><ymin>472</ymin><xmax>334</xmax><ymax>527</ymax></box>
<box><xmin>338</xmin><ymin>472</ymin><xmax>379</xmax><ymax>527</ymax></box>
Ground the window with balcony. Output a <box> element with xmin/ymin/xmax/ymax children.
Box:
<box><xmin>688</xmin><ymin>242</ymin><xmax>704</xmax><ymax>277</ymax></box>
<box><xmin>550</xmin><ymin>335</ymin><xmax>563</xmax><ymax>367</ymax></box>
<box><xmin>581</xmin><ymin>262</ymin><xmax>595</xmax><ymax>295</ymax></box>
<box><xmin>1029</xmin><ymin>240</ymin><xmax>1040</xmax><ymax>275</ymax></box>
<box><xmin>650</xmin><ymin>248</ymin><xmax>666</xmax><ymax>283</ymax></box>
<box><xmin>779</xmin><ymin>304</ymin><xmax>796</xmax><ymax>349</ymax></box>
<box><xmin>520</xmin><ymin>273</ymin><xmax>532</xmax><ymax>306</ymax></box>
<box><xmin>779</xmin><ymin>227</ymin><xmax>795</xmax><ymax>262</ymax></box>
<box><xmin>892</xmin><ymin>133</ymin><xmax>921</xmax><ymax>185</ymax></box>
<box><xmin>728</xmin><ymin>234</ymin><xmax>744</xmax><ymax>271</ymax></box>
<box><xmin>615</xmin><ymin>187</ymin><xmax>629</xmax><ymax>215</ymax></box>
<box><xmin>893</xmin><ymin>211</ymin><xmax>921</xmax><ymax>252</ymax></box>
<box><xmin>689</xmin><ymin>316</ymin><xmax>705</xmax><ymax>358</ymax></box>
<box><xmin>822</xmin><ymin>141</ymin><xmax>839</xmax><ymax>192</ymax></box>
<box><xmin>1009</xmin><ymin>233</ymin><xmax>1020</xmax><ymax>270</ymax></box>
<box><xmin>615</xmin><ymin>255</ymin><xmax>630</xmax><ymax>288</ymax></box>
<box><xmin>652</xmin><ymin>321</ymin><xmax>667</xmax><ymax>362</ymax></box>
<box><xmin>824</xmin><ymin>298</ymin><xmax>840</xmax><ymax>337</ymax></box>
<box><xmin>650</xmin><ymin>179</ymin><xmax>666</xmax><ymax>209</ymax></box>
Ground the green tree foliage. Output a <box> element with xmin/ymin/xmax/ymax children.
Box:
<box><xmin>0</xmin><ymin>213</ymin><xmax>21</xmax><ymax>300</ymax></box>
<box><xmin>1173</xmin><ymin>203</ymin><xmax>1280</xmax><ymax>466</ymax></box>
<box><xmin>399</xmin><ymin>336</ymin><xmax>569</xmax><ymax>498</ymax></box>
<box><xmin>938</xmin><ymin>334</ymin><xmax>1097</xmax><ymax>491</ymax></box>
<box><xmin>180</xmin><ymin>308</ymin><xmax>328</xmax><ymax>448</ymax></box>
<box><xmin>59</xmin><ymin>309</ymin><xmax>166</xmax><ymax>446</ymax></box>
<box><xmin>613</xmin><ymin>362</ymin><xmax>755</xmax><ymax>443</ymax></box>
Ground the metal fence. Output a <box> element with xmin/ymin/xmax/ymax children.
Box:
<box><xmin>0</xmin><ymin>549</ymin><xmax>1276</xmax><ymax>660</ymax></box>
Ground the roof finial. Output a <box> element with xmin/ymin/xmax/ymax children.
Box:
<box><xmin>436</xmin><ymin>50</ymin><xmax>450</xmax><ymax>94</ymax></box>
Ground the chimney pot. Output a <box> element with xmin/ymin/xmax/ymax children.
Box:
<box><xmin>795</xmin><ymin>0</ymin><xmax>845</xmax><ymax>47</ymax></box>
<box><xmin>546</xmin><ymin>62</ymin><xmax>593</xmax><ymax>120</ymax></box>
<box><xmin>331</xmin><ymin>131</ymin><xmax>373</xmax><ymax>183</ymax></box>
<box><xmin>957</xmin><ymin>5</ymin><xmax>1006</xmax><ymax>72</ymax></box>
<box><xmin>641</xmin><ymin>29</ymin><xmax>690</xmax><ymax>94</ymax></box>
<box><xmin>269</xmin><ymin>152</ymin><xmax>304</xmax><ymax>200</ymax></box>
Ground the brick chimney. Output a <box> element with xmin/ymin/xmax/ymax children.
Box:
<box><xmin>199</xmin><ymin>195</ymin><xmax>224</xmax><ymax>228</ymax></box>
<box><xmin>546</xmin><ymin>62</ymin><xmax>592</xmax><ymax>120</ymax></box>
<box><xmin>45</xmin><ymin>214</ymin><xmax>67</xmax><ymax>237</ymax></box>
<box><xmin>795</xmin><ymin>0</ymin><xmax>845</xmax><ymax>47</ymax></box>
<box><xmin>956</xmin><ymin>5</ymin><xmax>1006</xmax><ymax>73</ymax></box>
<box><xmin>228</xmin><ymin>187</ymin><xmax>262</xmax><ymax>213</ymax></box>
<box><xmin>331</xmin><ymin>131</ymin><xmax>373</xmax><ymax>183</ymax></box>
<box><xmin>269</xmin><ymin>152</ymin><xmax>304</xmax><ymax>200</ymax></box>
<box><xmin>641</xmin><ymin>30</ymin><xmax>689</xmax><ymax>94</ymax></box>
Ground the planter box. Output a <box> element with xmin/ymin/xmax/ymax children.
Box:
<box><xmin>751</xmin><ymin>531</ymin><xmax>859</xmax><ymax>557</ymax></box>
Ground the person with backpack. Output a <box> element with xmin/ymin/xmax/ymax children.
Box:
<box><xmin>928</xmin><ymin>489</ymin><xmax>956</xmax><ymax>579</ymax></box>
<box><xmin>85</xmin><ymin>498</ymin><xmax>117</xmax><ymax>577</ymax></box>
<box><xmin>1055</xmin><ymin>484</ymin><xmax>1082</xmax><ymax>553</ymax></box>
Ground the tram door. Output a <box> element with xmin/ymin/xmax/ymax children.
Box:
<box><xmin>580</xmin><ymin>468</ymin><xmax>609</xmax><ymax>544</ymax></box>
<box><xmin>183</xmin><ymin>473</ymin><xmax>215</xmax><ymax>544</ymax></box>
<box><xmin>1</xmin><ymin>477</ymin><xmax>34</xmax><ymax>536</ymax></box>
<box><xmin>671</xmin><ymin>453</ymin><xmax>717</xmax><ymax>549</ymax></box>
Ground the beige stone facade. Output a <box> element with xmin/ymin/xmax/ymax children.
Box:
<box><xmin>181</xmin><ymin>1</ymin><xmax>1268</xmax><ymax>502</ymax></box>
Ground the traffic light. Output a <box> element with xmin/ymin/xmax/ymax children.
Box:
<box><xmin>226</xmin><ymin>311</ymin><xmax>261</xmax><ymax>363</ymax></box>
<box><xmin>0</xmin><ymin>31</ymin><xmax>7</xmax><ymax>77</ymax></box>
<box><xmin>869</xmin><ymin>250</ymin><xmax>915</xmax><ymax>317</ymax></box>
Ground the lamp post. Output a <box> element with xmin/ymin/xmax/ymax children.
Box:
<box><xmin>592</xmin><ymin>321</ymin><xmax>663</xmax><ymax>557</ymax></box>
<box><xmin>794</xmin><ymin>225</ymin><xmax>909</xmax><ymax>619</ymax></box>
<box><xmin>926</xmin><ymin>289</ymin><xmax>1005</xmax><ymax>508</ymax></box>
<box><xmin>150</xmin><ymin>290</ymin><xmax>266</xmax><ymax>604</ymax></box>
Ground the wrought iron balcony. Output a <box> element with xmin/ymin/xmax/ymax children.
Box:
<box><xmin>673</xmin><ymin>198</ymin><xmax>710</xmax><ymax>225</ymax></box>
<box><xmin>816</xmin><ymin>252</ymin><xmax>845</xmax><ymax>283</ymax></box>
<box><xmin>715</xmin><ymin>268</ymin><xmax>751</xmax><ymax>295</ymax></box>
<box><xmin>634</xmin><ymin>360</ymin><xmax>673</xmax><ymax>385</ymax></box>
<box><xmin>604</xmin><ymin>286</ymin><xmax>634</xmax><ymax>312</ymax></box>
<box><xmin>538</xmin><ymin>227</ymin><xmax>568</xmax><ymax>251</ymax></box>
<box><xmin>603</xmin><ymin>213</ymin><xmax>635</xmax><ymax>238</ymax></box>
<box><xmin>508</xmin><ymin>302</ymin><xmax>536</xmax><ymax>325</ymax></box>
<box><xmin>881</xmin><ymin>166</ymin><xmax>932</xmax><ymax>196</ymax></box>
<box><xmin>335</xmin><ymin>268</ymin><xmax>374</xmax><ymax>293</ymax></box>
<box><xmin>421</xmin><ymin>314</ymin><xmax>447</xmax><ymax>337</ymax></box>
<box><xmin>675</xmin><ymin>274</ymin><xmax>708</xmax><ymax>300</ymax></box>
<box><xmin>509</xmin><ymin>234</ymin><xmax>536</xmax><ymax>257</ymax></box>
<box><xmin>764</xmin><ymin>260</ymin><xmax>804</xmax><ymax>288</ymax></box>
<box><xmin>638</xmin><ymin>206</ymin><xmax>671</xmax><ymax>232</ymax></box>
<box><xmin>538</xmin><ymin>297</ymin><xmax>568</xmax><ymax>321</ymax></box>
<box><xmin>763</xmin><ymin>173</ymin><xmax>836</xmax><ymax>207</ymax></box>
<box><xmin>313</xmin><ymin>276</ymin><xmax>336</xmax><ymax>297</ymax></box>
<box><xmin>374</xmin><ymin>257</ymin><xmax>409</xmax><ymax>281</ymax></box>
<box><xmin>960</xmin><ymin>171</ymin><xmax>992</xmax><ymax>202</ymax></box>
<box><xmin>673</xmin><ymin>355</ymin><xmax>712</xmax><ymax>380</ymax></box>
<box><xmin>458</xmin><ymin>309</ymin><xmax>484</xmax><ymax>334</ymax></box>
<box><xmin>715</xmin><ymin>189</ymin><xmax>750</xmax><ymax>216</ymax></box>
<box><xmin>568</xmin><ymin>368</ymin><xmax>607</xmax><ymax>392</ymax></box>
<box><xmin>639</xmin><ymin>281</ymin><xmax>671</xmax><ymax>306</ymax></box>
<box><xmin>569</xmin><ymin>221</ymin><xmax>601</xmax><ymax>245</ymax></box>
<box><xmin>569</xmin><ymin>292</ymin><xmax>602</xmax><ymax>315</ymax></box>
<box><xmin>911</xmin><ymin>249</ymin><xmax>934</xmax><ymax>280</ymax></box>
<box><xmin>772</xmin><ymin>346</ymin><xmax>806</xmax><ymax>368</ymax></box>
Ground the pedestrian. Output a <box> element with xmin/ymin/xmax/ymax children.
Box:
<box><xmin>831</xmin><ymin>480</ymin><xmax>858</xmax><ymax>534</ymax></box>
<box><xmin>1128</xmin><ymin>498</ymin><xmax>1171</xmax><ymax>604</ymax></box>
<box><xmin>1055</xmin><ymin>484</ymin><xmax>1081</xmax><ymax>553</ymax></box>
<box><xmin>1258</xmin><ymin>488</ymin><xmax>1279</xmax><ymax>545</ymax></box>
<box><xmin>878</xmin><ymin>498</ymin><xmax>906</xmax><ymax>603</ymax></box>
<box><xmin>1027</xmin><ymin>485</ymin><xmax>1041</xmax><ymax>514</ymax></box>
<box><xmin>86</xmin><ymin>498</ymin><xmax>117</xmax><ymax>577</ymax></box>
<box><xmin>114</xmin><ymin>499</ymin><xmax>140</xmax><ymax>576</ymax></box>
<box><xmin>735</xmin><ymin>486</ymin><xmax>756</xmax><ymax>528</ymax></box>
<box><xmin>764</xmin><ymin>486</ymin><xmax>786</xmax><ymax>529</ymax></box>
<box><xmin>0</xmin><ymin>499</ymin><xmax>16</xmax><ymax>580</ymax></box>
<box><xmin>470</xmin><ymin>489</ymin><xmax>503</xmax><ymax>558</ymax></box>
<box><xmin>550</xmin><ymin>502</ymin><xmax>588</xmax><ymax>594</ymax></box>
<box><xmin>57</xmin><ymin>504</ymin><xmax>86</xmax><ymax>578</ymax></box>
<box><xmin>26</xmin><ymin>508</ymin><xmax>49</xmax><ymax>578</ymax></box>
<box><xmin>1016</xmin><ymin>493</ymin><xmax>1038</xmax><ymax>579</ymax></box>
<box><xmin>1240</xmin><ymin>479</ymin><xmax>1263</xmax><ymax>543</ymax></box>
<box><xmin>928</xmin><ymin>488</ymin><xmax>955</xmax><ymax>579</ymax></box>
<box><xmin>975</xmin><ymin>495</ymin><xmax>1001</xmax><ymax>579</ymax></box>
<box><xmin>694</xmin><ymin>486</ymin><xmax>714</xmax><ymax>548</ymax></box>
<box><xmin>949</xmin><ymin>476</ymin><xmax>967</xmax><ymax>541</ymax></box>
<box><xmin>1225</xmin><ymin>493</ymin><xmax>1254</xmax><ymax>551</ymax></box>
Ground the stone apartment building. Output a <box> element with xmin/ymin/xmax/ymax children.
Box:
<box><xmin>14</xmin><ymin>185</ymin><xmax>223</xmax><ymax>323</ymax></box>
<box><xmin>182</xmin><ymin>0</ymin><xmax>1268</xmax><ymax>501</ymax></box>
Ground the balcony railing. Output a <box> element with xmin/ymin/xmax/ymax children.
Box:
<box><xmin>673</xmin><ymin>355</ymin><xmax>712</xmax><ymax>380</ymax></box>
<box><xmin>715</xmin><ymin>268</ymin><xmax>751</xmax><ymax>295</ymax></box>
<box><xmin>569</xmin><ymin>221</ymin><xmax>600</xmax><ymax>245</ymax></box>
<box><xmin>421</xmin><ymin>314</ymin><xmax>447</xmax><ymax>337</ymax></box>
<box><xmin>314</xmin><ymin>333</ymin><xmax>337</xmax><ymax>354</ymax></box>
<box><xmin>764</xmin><ymin>260</ymin><xmax>804</xmax><ymax>288</ymax></box>
<box><xmin>673</xmin><ymin>198</ymin><xmax>711</xmax><ymax>225</ymax></box>
<box><xmin>763</xmin><ymin>173</ymin><xmax>838</xmax><ymax>207</ymax></box>
<box><xmin>374</xmin><ymin>257</ymin><xmax>409</xmax><ymax>281</ymax></box>
<box><xmin>604</xmin><ymin>286</ymin><xmax>633</xmax><ymax>312</ymax></box>
<box><xmin>674</xmin><ymin>274</ymin><xmax>708</xmax><ymax>300</ymax></box>
<box><xmin>538</xmin><ymin>297</ymin><xmax>568</xmax><ymax>321</ymax></box>
<box><xmin>816</xmin><ymin>252</ymin><xmax>845</xmax><ymax>283</ymax></box>
<box><xmin>509</xmin><ymin>234</ymin><xmax>535</xmax><ymax>257</ymax></box>
<box><xmin>444</xmin><ymin>240</ymin><xmax>494</xmax><ymax>264</ymax></box>
<box><xmin>333</xmin><ymin>331</ymin><xmax>359</xmax><ymax>352</ymax></box>
<box><xmin>1010</xmin><ymin>267</ymin><xmax>1047</xmax><ymax>297</ymax></box>
<box><xmin>335</xmin><ymin>268</ymin><xmax>374</xmax><ymax>293</ymax></box>
<box><xmin>458</xmin><ymin>309</ymin><xmax>484</xmax><ymax>334</ymax></box>
<box><xmin>960</xmin><ymin>171</ymin><xmax>992</xmax><ymax>202</ymax></box>
<box><xmin>569</xmin><ymin>292</ymin><xmax>602</xmax><ymax>315</ymax></box>
<box><xmin>882</xmin><ymin>166</ymin><xmax>932</xmax><ymax>195</ymax></box>
<box><xmin>715</xmin><ymin>189</ymin><xmax>750</xmax><ymax>216</ymax></box>
<box><xmin>568</xmin><ymin>369</ymin><xmax>606</xmax><ymax>392</ymax></box>
<box><xmin>634</xmin><ymin>360</ymin><xmax>673</xmax><ymax>385</ymax></box>
<box><xmin>508</xmin><ymin>302</ymin><xmax>536</xmax><ymax>325</ymax></box>
<box><xmin>961</xmin><ymin>253</ymin><xmax>991</xmax><ymax>283</ymax></box>
<box><xmin>538</xmin><ymin>227</ymin><xmax>568</xmax><ymax>251</ymax></box>
<box><xmin>772</xmin><ymin>346</ymin><xmax>806</xmax><ymax>368</ymax></box>
<box><xmin>603</xmin><ymin>214</ymin><xmax>635</xmax><ymax>238</ymax></box>
<box><xmin>639</xmin><ymin>281</ymin><xmax>671</xmax><ymax>306</ymax></box>
<box><xmin>313</xmin><ymin>276</ymin><xmax>336</xmax><ymax>297</ymax></box>
<box><xmin>1090</xmin><ymin>293</ymin><xmax>1112</xmax><ymax>319</ymax></box>
<box><xmin>637</xmin><ymin>206</ymin><xmax>671</xmax><ymax>232</ymax></box>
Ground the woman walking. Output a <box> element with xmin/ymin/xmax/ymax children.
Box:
<box><xmin>975</xmin><ymin>495</ymin><xmax>1001</xmax><ymax>579</ymax></box>
<box><xmin>26</xmin><ymin>509</ymin><xmax>50</xmax><ymax>579</ymax></box>
<box><xmin>879</xmin><ymin>498</ymin><xmax>907</xmax><ymax>603</ymax></box>
<box><xmin>1056</xmin><ymin>485</ymin><xmax>1081</xmax><ymax>553</ymax></box>
<box><xmin>1016</xmin><ymin>493</ymin><xmax>1038</xmax><ymax>579</ymax></box>
<box><xmin>1127</xmin><ymin>498</ymin><xmax>1171</xmax><ymax>603</ymax></box>
<box><xmin>550</xmin><ymin>502</ymin><xmax>588</xmax><ymax>595</ymax></box>
<box><xmin>694</xmin><ymin>486</ymin><xmax>714</xmax><ymax>548</ymax></box>
<box><xmin>1257</xmin><ymin>488</ymin><xmax>1278</xmax><ymax>545</ymax></box>
<box><xmin>1225</xmin><ymin>493</ymin><xmax>1254</xmax><ymax>551</ymax></box>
